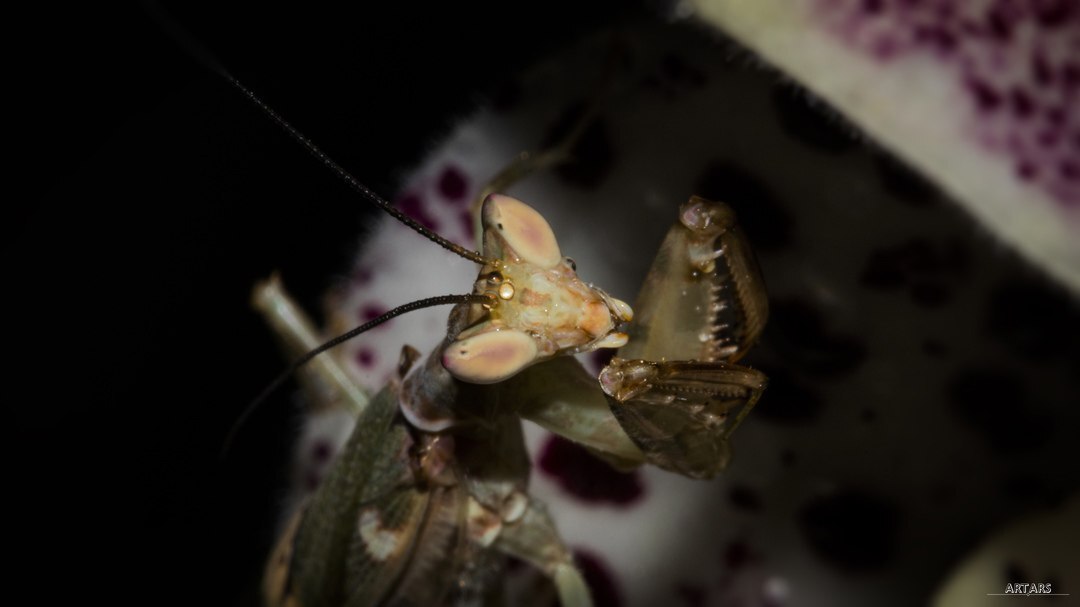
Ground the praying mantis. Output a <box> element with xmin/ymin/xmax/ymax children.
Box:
<box><xmin>231</xmin><ymin>53</ymin><xmax>770</xmax><ymax>606</ymax></box>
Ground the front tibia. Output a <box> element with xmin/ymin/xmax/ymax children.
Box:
<box><xmin>605</xmin><ymin>197</ymin><xmax>770</xmax><ymax>478</ymax></box>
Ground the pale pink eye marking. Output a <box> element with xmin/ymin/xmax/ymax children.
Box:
<box><xmin>516</xmin><ymin>220</ymin><xmax>544</xmax><ymax>250</ymax></box>
<box><xmin>443</xmin><ymin>330</ymin><xmax>537</xmax><ymax>383</ymax></box>
<box><xmin>486</xmin><ymin>195</ymin><xmax>562</xmax><ymax>267</ymax></box>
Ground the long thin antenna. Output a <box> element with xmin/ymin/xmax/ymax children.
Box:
<box><xmin>225</xmin><ymin>76</ymin><xmax>495</xmax><ymax>266</ymax></box>
<box><xmin>222</xmin><ymin>293</ymin><xmax>495</xmax><ymax>457</ymax></box>
<box><xmin>143</xmin><ymin>0</ymin><xmax>494</xmax><ymax>265</ymax></box>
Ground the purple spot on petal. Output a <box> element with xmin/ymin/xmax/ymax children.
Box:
<box><xmin>438</xmin><ymin>166</ymin><xmax>468</xmax><ymax>201</ymax></box>
<box><xmin>538</xmin><ymin>435</ymin><xmax>644</xmax><ymax>506</ymax></box>
<box><xmin>1033</xmin><ymin>51</ymin><xmax>1054</xmax><ymax>85</ymax></box>
<box><xmin>459</xmin><ymin>210</ymin><xmax>475</xmax><ymax>242</ymax></box>
<box><xmin>1062</xmin><ymin>63</ymin><xmax>1080</xmax><ymax>88</ymax></box>
<box><xmin>1037</xmin><ymin>130</ymin><xmax>1059</xmax><ymax>148</ymax></box>
<box><xmin>960</xmin><ymin>19</ymin><xmax>984</xmax><ymax>38</ymax></box>
<box><xmin>311</xmin><ymin>440</ymin><xmax>333</xmax><ymax>463</ymax></box>
<box><xmin>871</xmin><ymin>35</ymin><xmax>900</xmax><ymax>59</ymax></box>
<box><xmin>396</xmin><ymin>193</ymin><xmax>440</xmax><ymax>231</ymax></box>
<box><xmin>1033</xmin><ymin>0</ymin><xmax>1075</xmax><ymax>28</ymax></box>
<box><xmin>1046</xmin><ymin>105</ymin><xmax>1065</xmax><ymax>126</ymax></box>
<box><xmin>356</xmin><ymin>347</ymin><xmax>376</xmax><ymax>369</ymax></box>
<box><xmin>360</xmin><ymin>303</ymin><xmax>388</xmax><ymax>324</ymax></box>
<box><xmin>1061</xmin><ymin>161</ymin><xmax>1079</xmax><ymax>180</ymax></box>
<box><xmin>353</xmin><ymin>266</ymin><xmax>373</xmax><ymax>285</ymax></box>
<box><xmin>985</xmin><ymin>9</ymin><xmax>1012</xmax><ymax>41</ymax></box>
<box><xmin>915</xmin><ymin>25</ymin><xmax>956</xmax><ymax>53</ymax></box>
<box><xmin>811</xmin><ymin>0</ymin><xmax>1080</xmax><ymax>209</ymax></box>
<box><xmin>304</xmin><ymin>471</ymin><xmax>321</xmax><ymax>491</ymax></box>
<box><xmin>861</xmin><ymin>0</ymin><xmax>883</xmax><ymax>15</ymax></box>
<box><xmin>967</xmin><ymin>78</ymin><xmax>1001</xmax><ymax>112</ymax></box>
<box><xmin>1016</xmin><ymin>161</ymin><xmax>1038</xmax><ymax>180</ymax></box>
<box><xmin>1009</xmin><ymin>88</ymin><xmax>1034</xmax><ymax>118</ymax></box>
<box><xmin>574</xmin><ymin>549</ymin><xmax>622</xmax><ymax>607</ymax></box>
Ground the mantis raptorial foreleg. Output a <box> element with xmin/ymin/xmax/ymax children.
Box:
<box><xmin>600</xmin><ymin>196</ymin><xmax>769</xmax><ymax>478</ymax></box>
<box><xmin>493</xmin><ymin>196</ymin><xmax>770</xmax><ymax>479</ymax></box>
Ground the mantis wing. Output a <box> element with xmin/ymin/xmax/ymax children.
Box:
<box><xmin>270</xmin><ymin>385</ymin><xmax>469</xmax><ymax>607</ymax></box>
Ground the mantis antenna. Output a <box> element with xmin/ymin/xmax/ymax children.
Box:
<box><xmin>145</xmin><ymin>0</ymin><xmax>496</xmax><ymax>265</ymax></box>
<box><xmin>224</xmin><ymin>75</ymin><xmax>496</xmax><ymax>266</ymax></box>
<box><xmin>143</xmin><ymin>6</ymin><xmax>506</xmax><ymax>451</ymax></box>
<box><xmin>224</xmin><ymin>293</ymin><xmax>497</xmax><ymax>457</ymax></box>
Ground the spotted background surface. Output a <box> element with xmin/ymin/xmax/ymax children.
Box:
<box><xmin>812</xmin><ymin>0</ymin><xmax>1080</xmax><ymax>206</ymax></box>
<box><xmin>281</xmin><ymin>20</ymin><xmax>1080</xmax><ymax>606</ymax></box>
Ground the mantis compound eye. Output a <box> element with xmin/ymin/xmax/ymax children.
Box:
<box><xmin>442</xmin><ymin>328</ymin><xmax>538</xmax><ymax>384</ymax></box>
<box><xmin>483</xmin><ymin>194</ymin><xmax>562</xmax><ymax>269</ymax></box>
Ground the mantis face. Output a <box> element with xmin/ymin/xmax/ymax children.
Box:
<box><xmin>442</xmin><ymin>194</ymin><xmax>634</xmax><ymax>384</ymax></box>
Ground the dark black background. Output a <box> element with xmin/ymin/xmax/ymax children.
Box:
<box><xmin>10</xmin><ymin>3</ymin><xmax>634</xmax><ymax>603</ymax></box>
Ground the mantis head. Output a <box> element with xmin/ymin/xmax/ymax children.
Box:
<box><xmin>442</xmin><ymin>194</ymin><xmax>633</xmax><ymax>384</ymax></box>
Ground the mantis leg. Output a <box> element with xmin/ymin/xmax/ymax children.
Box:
<box><xmin>504</xmin><ymin>353</ymin><xmax>766</xmax><ymax>479</ymax></box>
<box><xmin>494</xmin><ymin>497</ymin><xmax>593</xmax><ymax>607</ymax></box>
<box><xmin>505</xmin><ymin>195</ymin><xmax>771</xmax><ymax>479</ymax></box>
<box><xmin>502</xmin><ymin>356</ymin><xmax>645</xmax><ymax>468</ymax></box>
<box><xmin>599</xmin><ymin>196</ymin><xmax>771</xmax><ymax>478</ymax></box>
<box><xmin>600</xmin><ymin>358</ymin><xmax>767</xmax><ymax>479</ymax></box>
